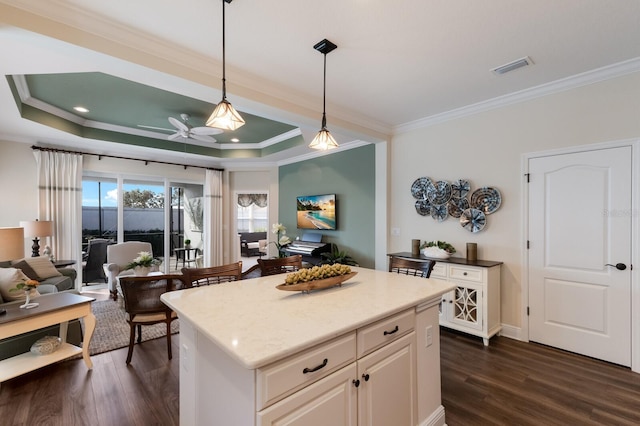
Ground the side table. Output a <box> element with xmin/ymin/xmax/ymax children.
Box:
<box><xmin>53</xmin><ymin>259</ymin><xmax>76</xmax><ymax>268</ymax></box>
<box><xmin>0</xmin><ymin>292</ymin><xmax>96</xmax><ymax>383</ymax></box>
<box><xmin>174</xmin><ymin>248</ymin><xmax>200</xmax><ymax>269</ymax></box>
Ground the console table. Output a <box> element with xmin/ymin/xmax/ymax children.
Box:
<box><xmin>0</xmin><ymin>292</ymin><xmax>96</xmax><ymax>383</ymax></box>
<box><xmin>388</xmin><ymin>252</ymin><xmax>502</xmax><ymax>345</ymax></box>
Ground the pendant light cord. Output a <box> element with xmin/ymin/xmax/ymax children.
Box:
<box><xmin>321</xmin><ymin>53</ymin><xmax>327</xmax><ymax>129</ymax></box>
<box><xmin>221</xmin><ymin>0</ymin><xmax>227</xmax><ymax>100</ymax></box>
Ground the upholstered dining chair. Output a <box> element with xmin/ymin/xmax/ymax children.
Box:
<box><xmin>119</xmin><ymin>274</ymin><xmax>184</xmax><ymax>364</ymax></box>
<box><xmin>181</xmin><ymin>261</ymin><xmax>243</xmax><ymax>287</ymax></box>
<box><xmin>388</xmin><ymin>257</ymin><xmax>436</xmax><ymax>278</ymax></box>
<box><xmin>257</xmin><ymin>255</ymin><xmax>303</xmax><ymax>276</ymax></box>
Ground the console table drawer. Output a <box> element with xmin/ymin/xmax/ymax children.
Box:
<box><xmin>449</xmin><ymin>265</ymin><xmax>483</xmax><ymax>283</ymax></box>
<box><xmin>256</xmin><ymin>332</ymin><xmax>356</xmax><ymax>410</ymax></box>
<box><xmin>430</xmin><ymin>263</ymin><xmax>447</xmax><ymax>279</ymax></box>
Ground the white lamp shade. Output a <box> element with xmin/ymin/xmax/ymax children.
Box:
<box><xmin>19</xmin><ymin>220</ymin><xmax>54</xmax><ymax>238</ymax></box>
<box><xmin>0</xmin><ymin>227</ymin><xmax>25</xmax><ymax>261</ymax></box>
<box><xmin>206</xmin><ymin>100</ymin><xmax>246</xmax><ymax>131</ymax></box>
<box><xmin>309</xmin><ymin>128</ymin><xmax>339</xmax><ymax>150</ymax></box>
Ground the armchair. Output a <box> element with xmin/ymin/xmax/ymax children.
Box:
<box><xmin>82</xmin><ymin>238</ymin><xmax>109</xmax><ymax>284</ymax></box>
<box><xmin>104</xmin><ymin>241</ymin><xmax>153</xmax><ymax>300</ymax></box>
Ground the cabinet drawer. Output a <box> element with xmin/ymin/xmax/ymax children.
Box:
<box><xmin>256</xmin><ymin>333</ymin><xmax>356</xmax><ymax>410</ymax></box>
<box><xmin>449</xmin><ymin>265</ymin><xmax>483</xmax><ymax>283</ymax></box>
<box><xmin>430</xmin><ymin>263</ymin><xmax>447</xmax><ymax>279</ymax></box>
<box><xmin>357</xmin><ymin>309</ymin><xmax>415</xmax><ymax>358</ymax></box>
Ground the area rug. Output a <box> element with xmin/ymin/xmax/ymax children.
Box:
<box><xmin>84</xmin><ymin>298</ymin><xmax>179</xmax><ymax>356</ymax></box>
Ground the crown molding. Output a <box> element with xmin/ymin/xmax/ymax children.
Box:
<box><xmin>395</xmin><ymin>57</ymin><xmax>640</xmax><ymax>134</ymax></box>
<box><xmin>277</xmin><ymin>140</ymin><xmax>371</xmax><ymax>166</ymax></box>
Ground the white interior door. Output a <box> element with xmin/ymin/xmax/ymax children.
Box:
<box><xmin>528</xmin><ymin>146</ymin><xmax>632</xmax><ymax>366</ymax></box>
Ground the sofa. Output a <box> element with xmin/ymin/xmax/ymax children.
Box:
<box><xmin>0</xmin><ymin>259</ymin><xmax>82</xmax><ymax>361</ymax></box>
<box><xmin>239</xmin><ymin>232</ymin><xmax>267</xmax><ymax>257</ymax></box>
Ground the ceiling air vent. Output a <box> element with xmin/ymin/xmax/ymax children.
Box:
<box><xmin>492</xmin><ymin>56</ymin><xmax>533</xmax><ymax>75</ymax></box>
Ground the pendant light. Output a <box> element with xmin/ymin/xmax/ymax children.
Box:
<box><xmin>206</xmin><ymin>0</ymin><xmax>245</xmax><ymax>131</ymax></box>
<box><xmin>309</xmin><ymin>39</ymin><xmax>339</xmax><ymax>150</ymax></box>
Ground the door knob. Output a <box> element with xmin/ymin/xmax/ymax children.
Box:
<box><xmin>605</xmin><ymin>263</ymin><xmax>627</xmax><ymax>271</ymax></box>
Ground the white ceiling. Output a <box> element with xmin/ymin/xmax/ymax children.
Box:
<box><xmin>1</xmin><ymin>0</ymin><xmax>640</xmax><ymax>166</ymax></box>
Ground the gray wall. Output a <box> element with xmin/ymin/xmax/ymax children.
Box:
<box><xmin>279</xmin><ymin>145</ymin><xmax>376</xmax><ymax>268</ymax></box>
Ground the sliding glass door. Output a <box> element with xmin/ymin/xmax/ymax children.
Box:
<box><xmin>82</xmin><ymin>174</ymin><xmax>203</xmax><ymax>273</ymax></box>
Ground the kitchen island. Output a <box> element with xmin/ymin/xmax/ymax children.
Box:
<box><xmin>161</xmin><ymin>266</ymin><xmax>454</xmax><ymax>426</ymax></box>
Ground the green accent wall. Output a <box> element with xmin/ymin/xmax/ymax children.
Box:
<box><xmin>279</xmin><ymin>145</ymin><xmax>376</xmax><ymax>268</ymax></box>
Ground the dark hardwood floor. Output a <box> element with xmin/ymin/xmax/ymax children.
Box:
<box><xmin>1</xmin><ymin>327</ymin><xmax>639</xmax><ymax>425</ymax></box>
<box><xmin>441</xmin><ymin>329</ymin><xmax>640</xmax><ymax>426</ymax></box>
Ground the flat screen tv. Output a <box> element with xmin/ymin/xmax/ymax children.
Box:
<box><xmin>296</xmin><ymin>194</ymin><xmax>337</xmax><ymax>230</ymax></box>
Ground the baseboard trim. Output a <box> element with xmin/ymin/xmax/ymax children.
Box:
<box><xmin>499</xmin><ymin>323</ymin><xmax>524</xmax><ymax>341</ymax></box>
<box><xmin>420</xmin><ymin>404</ymin><xmax>446</xmax><ymax>426</ymax></box>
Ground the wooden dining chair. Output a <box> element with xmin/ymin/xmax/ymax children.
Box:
<box><xmin>388</xmin><ymin>257</ymin><xmax>435</xmax><ymax>278</ymax></box>
<box><xmin>119</xmin><ymin>274</ymin><xmax>184</xmax><ymax>364</ymax></box>
<box><xmin>257</xmin><ymin>255</ymin><xmax>303</xmax><ymax>276</ymax></box>
<box><xmin>181</xmin><ymin>261</ymin><xmax>243</xmax><ymax>287</ymax></box>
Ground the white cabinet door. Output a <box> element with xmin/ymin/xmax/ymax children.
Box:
<box><xmin>447</xmin><ymin>282</ymin><xmax>484</xmax><ymax>331</ymax></box>
<box><xmin>357</xmin><ymin>332</ymin><xmax>416</xmax><ymax>426</ymax></box>
<box><xmin>258</xmin><ymin>363</ymin><xmax>357</xmax><ymax>426</ymax></box>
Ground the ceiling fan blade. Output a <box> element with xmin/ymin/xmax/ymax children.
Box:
<box><xmin>191</xmin><ymin>134</ymin><xmax>217</xmax><ymax>143</ymax></box>
<box><xmin>168</xmin><ymin>132</ymin><xmax>183</xmax><ymax>141</ymax></box>
<box><xmin>168</xmin><ymin>117</ymin><xmax>189</xmax><ymax>132</ymax></box>
<box><xmin>137</xmin><ymin>124</ymin><xmax>174</xmax><ymax>132</ymax></box>
<box><xmin>191</xmin><ymin>126</ymin><xmax>223</xmax><ymax>136</ymax></box>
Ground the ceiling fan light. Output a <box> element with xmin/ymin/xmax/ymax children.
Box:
<box><xmin>309</xmin><ymin>128</ymin><xmax>338</xmax><ymax>150</ymax></box>
<box><xmin>206</xmin><ymin>99</ymin><xmax>245</xmax><ymax>131</ymax></box>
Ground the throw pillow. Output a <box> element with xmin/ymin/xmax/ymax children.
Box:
<box><xmin>19</xmin><ymin>257</ymin><xmax>62</xmax><ymax>279</ymax></box>
<box><xmin>0</xmin><ymin>268</ymin><xmax>41</xmax><ymax>301</ymax></box>
<box><xmin>11</xmin><ymin>260</ymin><xmax>41</xmax><ymax>280</ymax></box>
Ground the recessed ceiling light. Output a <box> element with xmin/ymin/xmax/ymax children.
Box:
<box><xmin>231</xmin><ymin>138</ymin><xmax>239</xmax><ymax>143</ymax></box>
<box><xmin>73</xmin><ymin>106</ymin><xmax>89</xmax><ymax>113</ymax></box>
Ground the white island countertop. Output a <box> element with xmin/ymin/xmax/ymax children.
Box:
<box><xmin>161</xmin><ymin>266</ymin><xmax>453</xmax><ymax>369</ymax></box>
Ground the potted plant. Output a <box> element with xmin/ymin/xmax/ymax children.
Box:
<box><xmin>184</xmin><ymin>239</ymin><xmax>191</xmax><ymax>249</ymax></box>
<box><xmin>319</xmin><ymin>244</ymin><xmax>358</xmax><ymax>266</ymax></box>
<box><xmin>271</xmin><ymin>223</ymin><xmax>292</xmax><ymax>258</ymax></box>
<box><xmin>125</xmin><ymin>251</ymin><xmax>160</xmax><ymax>276</ymax></box>
<box><xmin>420</xmin><ymin>240</ymin><xmax>456</xmax><ymax>259</ymax></box>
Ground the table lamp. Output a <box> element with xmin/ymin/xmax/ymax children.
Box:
<box><xmin>0</xmin><ymin>227</ymin><xmax>25</xmax><ymax>261</ymax></box>
<box><xmin>19</xmin><ymin>219</ymin><xmax>54</xmax><ymax>257</ymax></box>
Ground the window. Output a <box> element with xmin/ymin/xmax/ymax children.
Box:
<box><xmin>237</xmin><ymin>193</ymin><xmax>268</xmax><ymax>232</ymax></box>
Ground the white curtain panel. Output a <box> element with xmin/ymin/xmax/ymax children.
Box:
<box><xmin>34</xmin><ymin>150</ymin><xmax>83</xmax><ymax>287</ymax></box>
<box><xmin>203</xmin><ymin>169</ymin><xmax>223</xmax><ymax>267</ymax></box>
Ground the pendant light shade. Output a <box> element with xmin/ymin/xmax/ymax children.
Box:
<box><xmin>207</xmin><ymin>0</ymin><xmax>245</xmax><ymax>131</ymax></box>
<box><xmin>206</xmin><ymin>99</ymin><xmax>245</xmax><ymax>131</ymax></box>
<box><xmin>310</xmin><ymin>39</ymin><xmax>338</xmax><ymax>150</ymax></box>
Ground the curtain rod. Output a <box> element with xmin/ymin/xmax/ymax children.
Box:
<box><xmin>31</xmin><ymin>145</ymin><xmax>224</xmax><ymax>172</ymax></box>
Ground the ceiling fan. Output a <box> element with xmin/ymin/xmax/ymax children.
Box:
<box><xmin>139</xmin><ymin>113</ymin><xmax>223</xmax><ymax>142</ymax></box>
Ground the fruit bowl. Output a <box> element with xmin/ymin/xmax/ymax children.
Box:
<box><xmin>276</xmin><ymin>272</ymin><xmax>358</xmax><ymax>293</ymax></box>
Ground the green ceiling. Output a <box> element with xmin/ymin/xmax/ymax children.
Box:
<box><xmin>8</xmin><ymin>72</ymin><xmax>304</xmax><ymax>158</ymax></box>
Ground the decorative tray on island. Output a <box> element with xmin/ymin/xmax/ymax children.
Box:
<box><xmin>276</xmin><ymin>272</ymin><xmax>358</xmax><ymax>293</ymax></box>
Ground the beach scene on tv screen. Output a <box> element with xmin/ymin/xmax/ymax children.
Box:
<box><xmin>297</xmin><ymin>194</ymin><xmax>336</xmax><ymax>230</ymax></box>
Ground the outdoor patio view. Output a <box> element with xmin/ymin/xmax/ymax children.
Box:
<box><xmin>82</xmin><ymin>178</ymin><xmax>203</xmax><ymax>266</ymax></box>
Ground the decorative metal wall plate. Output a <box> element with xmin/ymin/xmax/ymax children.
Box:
<box><xmin>460</xmin><ymin>208</ymin><xmax>486</xmax><ymax>233</ymax></box>
<box><xmin>414</xmin><ymin>199</ymin><xmax>431</xmax><ymax>216</ymax></box>
<box><xmin>426</xmin><ymin>180</ymin><xmax>452</xmax><ymax>205</ymax></box>
<box><xmin>411</xmin><ymin>177</ymin><xmax>434</xmax><ymax>200</ymax></box>
<box><xmin>470</xmin><ymin>187</ymin><xmax>501</xmax><ymax>214</ymax></box>
<box><xmin>447</xmin><ymin>197</ymin><xmax>469</xmax><ymax>218</ymax></box>
<box><xmin>451</xmin><ymin>179</ymin><xmax>470</xmax><ymax>199</ymax></box>
<box><xmin>431</xmin><ymin>204</ymin><xmax>448</xmax><ymax>222</ymax></box>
